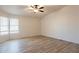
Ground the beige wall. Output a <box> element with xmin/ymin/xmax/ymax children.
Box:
<box><xmin>41</xmin><ymin>6</ymin><xmax>79</xmax><ymax>44</ymax></box>
<box><xmin>10</xmin><ymin>16</ymin><xmax>41</xmax><ymax>39</ymax></box>
<box><xmin>0</xmin><ymin>11</ymin><xmax>41</xmax><ymax>42</ymax></box>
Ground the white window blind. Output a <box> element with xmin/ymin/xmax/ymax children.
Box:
<box><xmin>0</xmin><ymin>16</ymin><xmax>19</xmax><ymax>35</ymax></box>
<box><xmin>10</xmin><ymin>18</ymin><xmax>19</xmax><ymax>34</ymax></box>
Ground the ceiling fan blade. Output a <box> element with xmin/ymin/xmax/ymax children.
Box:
<box><xmin>39</xmin><ymin>7</ymin><xmax>44</xmax><ymax>9</ymax></box>
<box><xmin>39</xmin><ymin>10</ymin><xmax>44</xmax><ymax>12</ymax></box>
<box><xmin>35</xmin><ymin>5</ymin><xmax>38</xmax><ymax>8</ymax></box>
<box><xmin>31</xmin><ymin>5</ymin><xmax>34</xmax><ymax>8</ymax></box>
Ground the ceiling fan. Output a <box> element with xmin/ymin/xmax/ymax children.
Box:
<box><xmin>28</xmin><ymin>5</ymin><xmax>44</xmax><ymax>13</ymax></box>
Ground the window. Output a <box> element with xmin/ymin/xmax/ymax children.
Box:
<box><xmin>0</xmin><ymin>16</ymin><xmax>9</xmax><ymax>35</ymax></box>
<box><xmin>0</xmin><ymin>16</ymin><xmax>19</xmax><ymax>35</ymax></box>
<box><xmin>10</xmin><ymin>18</ymin><xmax>19</xmax><ymax>34</ymax></box>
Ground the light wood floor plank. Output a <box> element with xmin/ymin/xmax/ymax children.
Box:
<box><xmin>0</xmin><ymin>36</ymin><xmax>79</xmax><ymax>53</ymax></box>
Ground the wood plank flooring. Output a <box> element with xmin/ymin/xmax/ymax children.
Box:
<box><xmin>0</xmin><ymin>36</ymin><xmax>79</xmax><ymax>53</ymax></box>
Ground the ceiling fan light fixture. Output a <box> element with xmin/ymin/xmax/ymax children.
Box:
<box><xmin>34</xmin><ymin>9</ymin><xmax>39</xmax><ymax>12</ymax></box>
<box><xmin>26</xmin><ymin>5</ymin><xmax>44</xmax><ymax>13</ymax></box>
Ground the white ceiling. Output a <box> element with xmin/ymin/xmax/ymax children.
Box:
<box><xmin>0</xmin><ymin>5</ymin><xmax>65</xmax><ymax>18</ymax></box>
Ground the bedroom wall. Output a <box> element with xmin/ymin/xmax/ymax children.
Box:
<box><xmin>0</xmin><ymin>11</ymin><xmax>41</xmax><ymax>42</ymax></box>
<box><xmin>41</xmin><ymin>6</ymin><xmax>79</xmax><ymax>44</ymax></box>
<box><xmin>10</xmin><ymin>16</ymin><xmax>41</xmax><ymax>39</ymax></box>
